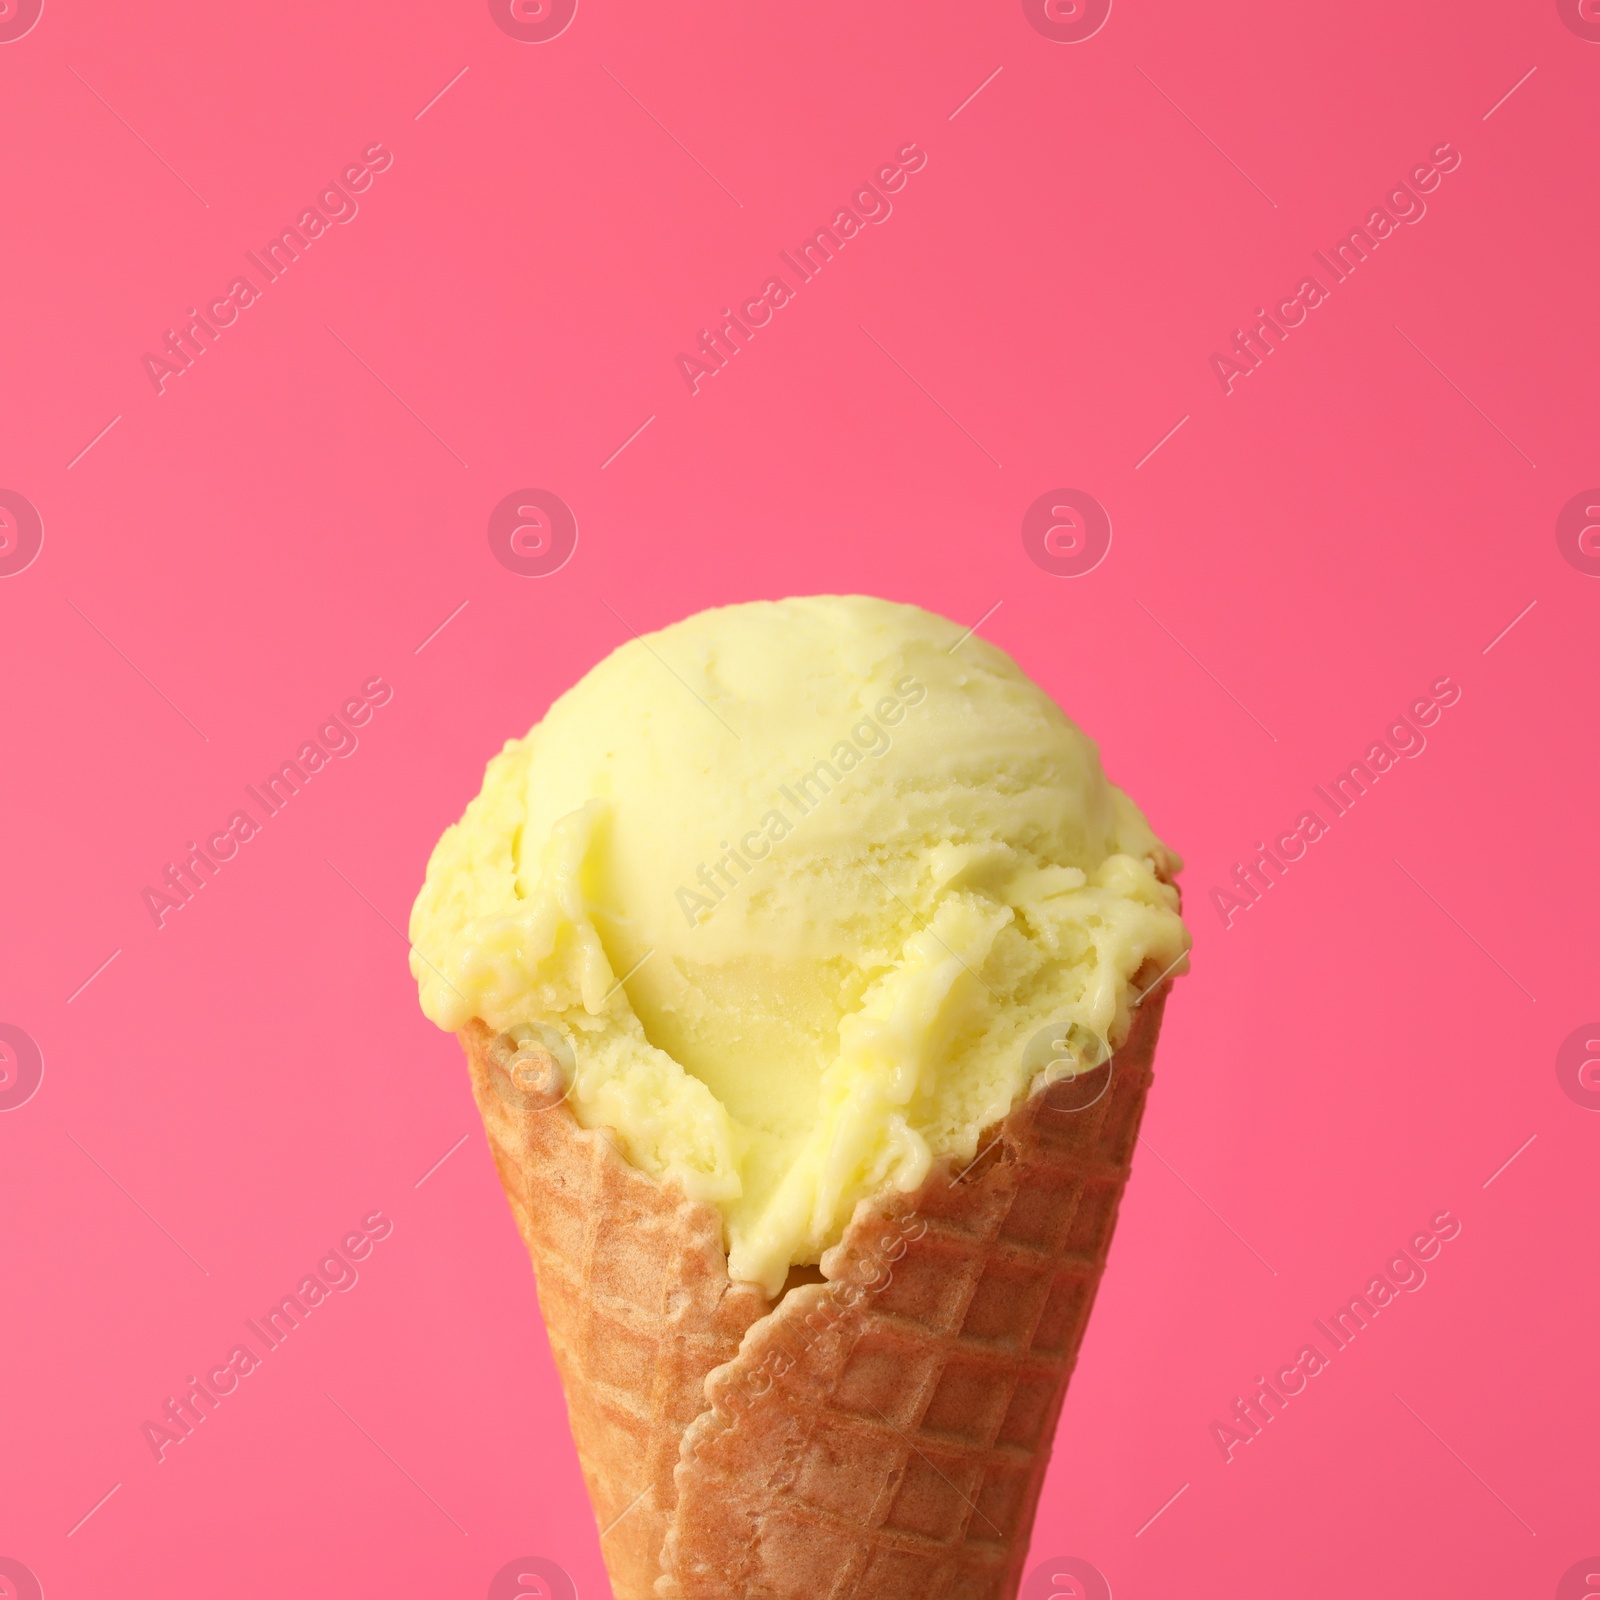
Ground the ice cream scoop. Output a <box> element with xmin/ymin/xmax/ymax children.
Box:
<box><xmin>410</xmin><ymin>595</ymin><xmax>1188</xmax><ymax>1295</ymax></box>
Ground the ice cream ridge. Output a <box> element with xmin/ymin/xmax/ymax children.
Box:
<box><xmin>411</xmin><ymin>596</ymin><xmax>1188</xmax><ymax>1296</ymax></box>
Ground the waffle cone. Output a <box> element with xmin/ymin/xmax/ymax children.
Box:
<box><xmin>462</xmin><ymin>983</ymin><xmax>1167</xmax><ymax>1599</ymax></box>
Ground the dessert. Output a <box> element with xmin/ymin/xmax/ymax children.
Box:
<box><xmin>410</xmin><ymin>595</ymin><xmax>1189</xmax><ymax>1597</ymax></box>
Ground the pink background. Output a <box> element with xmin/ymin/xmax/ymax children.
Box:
<box><xmin>2</xmin><ymin>1</ymin><xmax>1597</xmax><ymax>1595</ymax></box>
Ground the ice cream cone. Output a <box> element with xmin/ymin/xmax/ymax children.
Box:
<box><xmin>462</xmin><ymin>976</ymin><xmax>1169</xmax><ymax>1600</ymax></box>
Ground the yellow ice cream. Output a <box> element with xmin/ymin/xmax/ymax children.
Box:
<box><xmin>410</xmin><ymin>596</ymin><xmax>1188</xmax><ymax>1296</ymax></box>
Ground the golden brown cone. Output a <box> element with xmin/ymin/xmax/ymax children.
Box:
<box><xmin>462</xmin><ymin>981</ymin><xmax>1168</xmax><ymax>1600</ymax></box>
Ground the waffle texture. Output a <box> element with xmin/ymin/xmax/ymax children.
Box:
<box><xmin>463</xmin><ymin>1023</ymin><xmax>769</xmax><ymax>1596</ymax></box>
<box><xmin>462</xmin><ymin>985</ymin><xmax>1167</xmax><ymax>1600</ymax></box>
